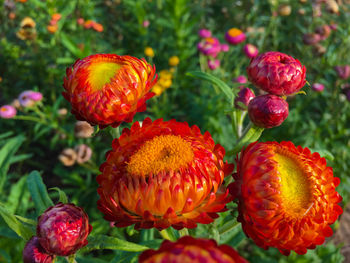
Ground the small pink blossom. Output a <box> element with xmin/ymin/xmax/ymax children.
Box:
<box><xmin>311</xmin><ymin>83</ymin><xmax>324</xmax><ymax>92</ymax></box>
<box><xmin>221</xmin><ymin>44</ymin><xmax>229</xmax><ymax>52</ymax></box>
<box><xmin>208</xmin><ymin>59</ymin><xmax>220</xmax><ymax>70</ymax></box>
<box><xmin>142</xmin><ymin>20</ymin><xmax>150</xmax><ymax>28</ymax></box>
<box><xmin>198</xmin><ymin>29</ymin><xmax>212</xmax><ymax>38</ymax></box>
<box><xmin>233</xmin><ymin>75</ymin><xmax>247</xmax><ymax>84</ymax></box>
<box><xmin>0</xmin><ymin>105</ymin><xmax>17</xmax><ymax>119</ymax></box>
<box><xmin>243</xmin><ymin>44</ymin><xmax>259</xmax><ymax>58</ymax></box>
<box><xmin>197</xmin><ymin>37</ymin><xmax>221</xmax><ymax>57</ymax></box>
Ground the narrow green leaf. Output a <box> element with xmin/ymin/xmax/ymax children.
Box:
<box><xmin>82</xmin><ymin>235</ymin><xmax>149</xmax><ymax>252</ymax></box>
<box><xmin>5</xmin><ymin>176</ymin><xmax>28</xmax><ymax>214</ymax></box>
<box><xmin>186</xmin><ymin>71</ymin><xmax>234</xmax><ymax>103</ymax></box>
<box><xmin>15</xmin><ymin>215</ymin><xmax>37</xmax><ymax>226</ymax></box>
<box><xmin>60</xmin><ymin>32</ymin><xmax>82</xmax><ymax>58</ymax></box>
<box><xmin>0</xmin><ymin>131</ymin><xmax>13</xmax><ymax>141</ymax></box>
<box><xmin>27</xmin><ymin>171</ymin><xmax>54</xmax><ymax>214</ymax></box>
<box><xmin>49</xmin><ymin>187</ymin><xmax>69</xmax><ymax>203</ymax></box>
<box><xmin>0</xmin><ymin>205</ymin><xmax>34</xmax><ymax>240</ymax></box>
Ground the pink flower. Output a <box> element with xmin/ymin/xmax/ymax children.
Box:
<box><xmin>0</xmin><ymin>105</ymin><xmax>17</xmax><ymax>119</ymax></box>
<box><xmin>234</xmin><ymin>88</ymin><xmax>255</xmax><ymax>110</ymax></box>
<box><xmin>221</xmin><ymin>44</ymin><xmax>229</xmax><ymax>52</ymax></box>
<box><xmin>233</xmin><ymin>75</ymin><xmax>247</xmax><ymax>84</ymax></box>
<box><xmin>197</xmin><ymin>37</ymin><xmax>221</xmax><ymax>57</ymax></box>
<box><xmin>243</xmin><ymin>44</ymin><xmax>259</xmax><ymax>58</ymax></box>
<box><xmin>142</xmin><ymin>20</ymin><xmax>150</xmax><ymax>28</ymax></box>
<box><xmin>311</xmin><ymin>83</ymin><xmax>325</xmax><ymax>92</ymax></box>
<box><xmin>334</xmin><ymin>65</ymin><xmax>350</xmax><ymax>80</ymax></box>
<box><xmin>77</xmin><ymin>18</ymin><xmax>84</xmax><ymax>25</ymax></box>
<box><xmin>18</xmin><ymin>90</ymin><xmax>42</xmax><ymax>107</ymax></box>
<box><xmin>303</xmin><ymin>33</ymin><xmax>321</xmax><ymax>45</ymax></box>
<box><xmin>225</xmin><ymin>28</ymin><xmax>246</xmax><ymax>45</ymax></box>
<box><xmin>208</xmin><ymin>59</ymin><xmax>220</xmax><ymax>70</ymax></box>
<box><xmin>198</xmin><ymin>29</ymin><xmax>212</xmax><ymax>38</ymax></box>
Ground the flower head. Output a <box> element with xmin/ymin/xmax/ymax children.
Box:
<box><xmin>225</xmin><ymin>28</ymin><xmax>246</xmax><ymax>45</ymax></box>
<box><xmin>198</xmin><ymin>29</ymin><xmax>212</xmax><ymax>38</ymax></box>
<box><xmin>23</xmin><ymin>236</ymin><xmax>55</xmax><ymax>263</ymax></box>
<box><xmin>0</xmin><ymin>105</ymin><xmax>17</xmax><ymax>119</ymax></box>
<box><xmin>168</xmin><ymin>56</ymin><xmax>180</xmax><ymax>67</ymax></box>
<box><xmin>303</xmin><ymin>33</ymin><xmax>321</xmax><ymax>46</ymax></box>
<box><xmin>97</xmin><ymin>118</ymin><xmax>233</xmax><ymax>230</ymax></box>
<box><xmin>75</xmin><ymin>144</ymin><xmax>92</xmax><ymax>164</ymax></box>
<box><xmin>248</xmin><ymin>94</ymin><xmax>289</xmax><ymax>128</ymax></box>
<box><xmin>243</xmin><ymin>44</ymin><xmax>259</xmax><ymax>58</ymax></box>
<box><xmin>143</xmin><ymin>20</ymin><xmax>150</xmax><ymax>28</ymax></box>
<box><xmin>197</xmin><ymin>37</ymin><xmax>221</xmax><ymax>57</ymax></box>
<box><xmin>18</xmin><ymin>90</ymin><xmax>42</xmax><ymax>107</ymax></box>
<box><xmin>230</xmin><ymin>141</ymin><xmax>342</xmax><ymax>255</ymax></box>
<box><xmin>311</xmin><ymin>83</ymin><xmax>325</xmax><ymax>92</ymax></box>
<box><xmin>144</xmin><ymin>47</ymin><xmax>155</xmax><ymax>58</ymax></box>
<box><xmin>63</xmin><ymin>54</ymin><xmax>157</xmax><ymax>128</ymax></box>
<box><xmin>234</xmin><ymin>87</ymin><xmax>255</xmax><ymax>111</ymax></box>
<box><xmin>247</xmin><ymin>51</ymin><xmax>306</xmax><ymax>96</ymax></box>
<box><xmin>278</xmin><ymin>4</ymin><xmax>292</xmax><ymax>16</ymax></box>
<box><xmin>334</xmin><ymin>65</ymin><xmax>350</xmax><ymax>80</ymax></box>
<box><xmin>37</xmin><ymin>203</ymin><xmax>92</xmax><ymax>256</ymax></box>
<box><xmin>233</xmin><ymin>75</ymin><xmax>247</xmax><ymax>84</ymax></box>
<box><xmin>221</xmin><ymin>44</ymin><xmax>229</xmax><ymax>52</ymax></box>
<box><xmin>139</xmin><ymin>236</ymin><xmax>248</xmax><ymax>263</ymax></box>
<box><xmin>208</xmin><ymin>59</ymin><xmax>220</xmax><ymax>70</ymax></box>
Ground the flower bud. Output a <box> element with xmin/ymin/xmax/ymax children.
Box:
<box><xmin>315</xmin><ymin>25</ymin><xmax>331</xmax><ymax>40</ymax></box>
<box><xmin>168</xmin><ymin>56</ymin><xmax>180</xmax><ymax>67</ymax></box>
<box><xmin>225</xmin><ymin>28</ymin><xmax>246</xmax><ymax>45</ymax></box>
<box><xmin>0</xmin><ymin>105</ymin><xmax>17</xmax><ymax>119</ymax></box>
<box><xmin>75</xmin><ymin>144</ymin><xmax>92</xmax><ymax>164</ymax></box>
<box><xmin>234</xmin><ymin>88</ymin><xmax>255</xmax><ymax>110</ymax></box>
<box><xmin>335</xmin><ymin>65</ymin><xmax>350</xmax><ymax>80</ymax></box>
<box><xmin>37</xmin><ymin>203</ymin><xmax>92</xmax><ymax>256</ymax></box>
<box><xmin>311</xmin><ymin>83</ymin><xmax>325</xmax><ymax>92</ymax></box>
<box><xmin>248</xmin><ymin>94</ymin><xmax>289</xmax><ymax>128</ymax></box>
<box><xmin>278</xmin><ymin>4</ymin><xmax>292</xmax><ymax>16</ymax></box>
<box><xmin>58</xmin><ymin>148</ymin><xmax>77</xmax><ymax>166</ymax></box>
<box><xmin>233</xmin><ymin>75</ymin><xmax>247</xmax><ymax>84</ymax></box>
<box><xmin>303</xmin><ymin>33</ymin><xmax>321</xmax><ymax>45</ymax></box>
<box><xmin>58</xmin><ymin>108</ymin><xmax>68</xmax><ymax>116</ymax></box>
<box><xmin>208</xmin><ymin>59</ymin><xmax>220</xmax><ymax>70</ymax></box>
<box><xmin>247</xmin><ymin>51</ymin><xmax>306</xmax><ymax>96</ymax></box>
<box><xmin>23</xmin><ymin>236</ymin><xmax>55</xmax><ymax>263</ymax></box>
<box><xmin>243</xmin><ymin>44</ymin><xmax>259</xmax><ymax>58</ymax></box>
<box><xmin>198</xmin><ymin>29</ymin><xmax>211</xmax><ymax>38</ymax></box>
<box><xmin>74</xmin><ymin>121</ymin><xmax>94</xmax><ymax>138</ymax></box>
<box><xmin>142</xmin><ymin>20</ymin><xmax>150</xmax><ymax>28</ymax></box>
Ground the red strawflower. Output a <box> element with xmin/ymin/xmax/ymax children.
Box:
<box><xmin>97</xmin><ymin>117</ymin><xmax>233</xmax><ymax>230</ymax></box>
<box><xmin>248</xmin><ymin>94</ymin><xmax>289</xmax><ymax>128</ymax></box>
<box><xmin>234</xmin><ymin>87</ymin><xmax>255</xmax><ymax>111</ymax></box>
<box><xmin>63</xmin><ymin>54</ymin><xmax>157</xmax><ymax>128</ymax></box>
<box><xmin>139</xmin><ymin>236</ymin><xmax>248</xmax><ymax>263</ymax></box>
<box><xmin>37</xmin><ymin>203</ymin><xmax>92</xmax><ymax>256</ymax></box>
<box><xmin>230</xmin><ymin>141</ymin><xmax>342</xmax><ymax>255</ymax></box>
<box><xmin>23</xmin><ymin>236</ymin><xmax>55</xmax><ymax>263</ymax></box>
<box><xmin>247</xmin><ymin>51</ymin><xmax>306</xmax><ymax>96</ymax></box>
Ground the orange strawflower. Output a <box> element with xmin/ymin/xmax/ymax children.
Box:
<box><xmin>97</xmin><ymin>118</ymin><xmax>233</xmax><ymax>230</ymax></box>
<box><xmin>47</xmin><ymin>25</ymin><xmax>58</xmax><ymax>33</ymax></box>
<box><xmin>139</xmin><ymin>236</ymin><xmax>248</xmax><ymax>263</ymax></box>
<box><xmin>63</xmin><ymin>54</ymin><xmax>157</xmax><ymax>128</ymax></box>
<box><xmin>92</xmin><ymin>23</ymin><xmax>103</xmax><ymax>32</ymax></box>
<box><xmin>52</xmin><ymin>13</ymin><xmax>62</xmax><ymax>21</ymax></box>
<box><xmin>230</xmin><ymin>141</ymin><xmax>343</xmax><ymax>255</ymax></box>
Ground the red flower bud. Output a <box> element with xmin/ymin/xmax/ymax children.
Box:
<box><xmin>247</xmin><ymin>51</ymin><xmax>306</xmax><ymax>96</ymax></box>
<box><xmin>37</xmin><ymin>203</ymin><xmax>92</xmax><ymax>256</ymax></box>
<box><xmin>248</xmin><ymin>94</ymin><xmax>289</xmax><ymax>128</ymax></box>
<box><xmin>23</xmin><ymin>236</ymin><xmax>55</xmax><ymax>263</ymax></box>
<box><xmin>234</xmin><ymin>87</ymin><xmax>255</xmax><ymax>110</ymax></box>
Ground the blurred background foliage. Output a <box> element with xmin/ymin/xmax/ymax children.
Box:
<box><xmin>1</xmin><ymin>0</ymin><xmax>350</xmax><ymax>262</ymax></box>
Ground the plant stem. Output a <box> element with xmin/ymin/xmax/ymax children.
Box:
<box><xmin>159</xmin><ymin>229</ymin><xmax>176</xmax><ymax>241</ymax></box>
<box><xmin>178</xmin><ymin>228</ymin><xmax>189</xmax><ymax>237</ymax></box>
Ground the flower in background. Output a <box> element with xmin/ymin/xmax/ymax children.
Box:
<box><xmin>221</xmin><ymin>43</ymin><xmax>229</xmax><ymax>52</ymax></box>
<box><xmin>247</xmin><ymin>51</ymin><xmax>306</xmax><ymax>96</ymax></box>
<box><xmin>151</xmin><ymin>69</ymin><xmax>173</xmax><ymax>96</ymax></box>
<box><xmin>77</xmin><ymin>18</ymin><xmax>84</xmax><ymax>25</ymax></box>
<box><xmin>303</xmin><ymin>33</ymin><xmax>321</xmax><ymax>46</ymax></box>
<box><xmin>139</xmin><ymin>236</ymin><xmax>248</xmax><ymax>263</ymax></box>
<box><xmin>0</xmin><ymin>105</ymin><xmax>17</xmax><ymax>119</ymax></box>
<box><xmin>58</xmin><ymin>148</ymin><xmax>77</xmax><ymax>167</ymax></box>
<box><xmin>142</xmin><ymin>20</ymin><xmax>150</xmax><ymax>28</ymax></box>
<box><xmin>92</xmin><ymin>22</ymin><xmax>103</xmax><ymax>32</ymax></box>
<box><xmin>18</xmin><ymin>90</ymin><xmax>43</xmax><ymax>107</ymax></box>
<box><xmin>47</xmin><ymin>25</ymin><xmax>58</xmax><ymax>34</ymax></box>
<box><xmin>197</xmin><ymin>37</ymin><xmax>221</xmax><ymax>57</ymax></box>
<box><xmin>74</xmin><ymin>121</ymin><xmax>94</xmax><ymax>138</ymax></box>
<box><xmin>243</xmin><ymin>43</ymin><xmax>259</xmax><ymax>58</ymax></box>
<box><xmin>97</xmin><ymin>118</ymin><xmax>233</xmax><ymax>230</ymax></box>
<box><xmin>278</xmin><ymin>4</ymin><xmax>292</xmax><ymax>16</ymax></box>
<box><xmin>84</xmin><ymin>20</ymin><xmax>94</xmax><ymax>29</ymax></box>
<box><xmin>315</xmin><ymin>25</ymin><xmax>331</xmax><ymax>40</ymax></box>
<box><xmin>334</xmin><ymin>65</ymin><xmax>350</xmax><ymax>80</ymax></box>
<box><xmin>208</xmin><ymin>59</ymin><xmax>220</xmax><ymax>70</ymax></box>
<box><xmin>311</xmin><ymin>83</ymin><xmax>325</xmax><ymax>92</ymax></box>
<box><xmin>16</xmin><ymin>17</ymin><xmax>37</xmax><ymax>40</ymax></box>
<box><xmin>225</xmin><ymin>28</ymin><xmax>246</xmax><ymax>45</ymax></box>
<box><xmin>168</xmin><ymin>56</ymin><xmax>180</xmax><ymax>67</ymax></box>
<box><xmin>47</xmin><ymin>13</ymin><xmax>62</xmax><ymax>33</ymax></box>
<box><xmin>234</xmin><ymin>88</ymin><xmax>255</xmax><ymax>111</ymax></box>
<box><xmin>75</xmin><ymin>144</ymin><xmax>92</xmax><ymax>164</ymax></box>
<box><xmin>63</xmin><ymin>54</ymin><xmax>157</xmax><ymax>128</ymax></box>
<box><xmin>144</xmin><ymin>47</ymin><xmax>155</xmax><ymax>58</ymax></box>
<box><xmin>248</xmin><ymin>94</ymin><xmax>289</xmax><ymax>128</ymax></box>
<box><xmin>22</xmin><ymin>236</ymin><xmax>55</xmax><ymax>263</ymax></box>
<box><xmin>198</xmin><ymin>28</ymin><xmax>212</xmax><ymax>38</ymax></box>
<box><xmin>233</xmin><ymin>75</ymin><xmax>247</xmax><ymax>84</ymax></box>
<box><xmin>230</xmin><ymin>141</ymin><xmax>342</xmax><ymax>255</ymax></box>
<box><xmin>37</xmin><ymin>203</ymin><xmax>92</xmax><ymax>256</ymax></box>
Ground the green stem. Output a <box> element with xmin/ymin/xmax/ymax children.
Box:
<box><xmin>13</xmin><ymin>115</ymin><xmax>48</xmax><ymax>125</ymax></box>
<box><xmin>178</xmin><ymin>228</ymin><xmax>189</xmax><ymax>237</ymax></box>
<box><xmin>65</xmin><ymin>254</ymin><xmax>77</xmax><ymax>263</ymax></box>
<box><xmin>159</xmin><ymin>229</ymin><xmax>176</xmax><ymax>241</ymax></box>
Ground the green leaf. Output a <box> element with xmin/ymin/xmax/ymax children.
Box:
<box><xmin>49</xmin><ymin>187</ymin><xmax>69</xmax><ymax>203</ymax></box>
<box><xmin>186</xmin><ymin>71</ymin><xmax>234</xmax><ymax>103</ymax></box>
<box><xmin>0</xmin><ymin>204</ymin><xmax>34</xmax><ymax>240</ymax></box>
<box><xmin>5</xmin><ymin>176</ymin><xmax>28</xmax><ymax>214</ymax></box>
<box><xmin>27</xmin><ymin>171</ymin><xmax>54</xmax><ymax>214</ymax></box>
<box><xmin>60</xmin><ymin>32</ymin><xmax>82</xmax><ymax>58</ymax></box>
<box><xmin>82</xmin><ymin>235</ymin><xmax>149</xmax><ymax>252</ymax></box>
<box><xmin>15</xmin><ymin>215</ymin><xmax>37</xmax><ymax>226</ymax></box>
<box><xmin>0</xmin><ymin>135</ymin><xmax>26</xmax><ymax>193</ymax></box>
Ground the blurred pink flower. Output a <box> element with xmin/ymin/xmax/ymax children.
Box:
<box><xmin>243</xmin><ymin>44</ymin><xmax>259</xmax><ymax>58</ymax></box>
<box><xmin>198</xmin><ymin>29</ymin><xmax>212</xmax><ymax>38</ymax></box>
<box><xmin>233</xmin><ymin>75</ymin><xmax>247</xmax><ymax>84</ymax></box>
<box><xmin>18</xmin><ymin>90</ymin><xmax>42</xmax><ymax>107</ymax></box>
<box><xmin>0</xmin><ymin>105</ymin><xmax>17</xmax><ymax>119</ymax></box>
<box><xmin>221</xmin><ymin>44</ymin><xmax>229</xmax><ymax>52</ymax></box>
<box><xmin>303</xmin><ymin>33</ymin><xmax>321</xmax><ymax>45</ymax></box>
<box><xmin>335</xmin><ymin>65</ymin><xmax>350</xmax><ymax>80</ymax></box>
<box><xmin>197</xmin><ymin>37</ymin><xmax>221</xmax><ymax>57</ymax></box>
<box><xmin>142</xmin><ymin>20</ymin><xmax>150</xmax><ymax>28</ymax></box>
<box><xmin>208</xmin><ymin>59</ymin><xmax>220</xmax><ymax>70</ymax></box>
<box><xmin>225</xmin><ymin>28</ymin><xmax>246</xmax><ymax>45</ymax></box>
<box><xmin>311</xmin><ymin>83</ymin><xmax>324</xmax><ymax>92</ymax></box>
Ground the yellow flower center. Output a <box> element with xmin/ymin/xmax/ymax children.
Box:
<box><xmin>228</xmin><ymin>28</ymin><xmax>242</xmax><ymax>37</ymax></box>
<box><xmin>88</xmin><ymin>61</ymin><xmax>121</xmax><ymax>91</ymax></box>
<box><xmin>274</xmin><ymin>152</ymin><xmax>312</xmax><ymax>215</ymax></box>
<box><xmin>126</xmin><ymin>135</ymin><xmax>194</xmax><ymax>176</ymax></box>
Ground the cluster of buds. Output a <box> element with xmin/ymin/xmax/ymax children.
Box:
<box><xmin>152</xmin><ymin>69</ymin><xmax>173</xmax><ymax>96</ymax></box>
<box><xmin>0</xmin><ymin>90</ymin><xmax>43</xmax><ymax>119</ymax></box>
<box><xmin>23</xmin><ymin>203</ymin><xmax>92</xmax><ymax>262</ymax></box>
<box><xmin>77</xmin><ymin>18</ymin><xmax>103</xmax><ymax>32</ymax></box>
<box><xmin>47</xmin><ymin>13</ymin><xmax>62</xmax><ymax>34</ymax></box>
<box><xmin>241</xmin><ymin>51</ymin><xmax>306</xmax><ymax>128</ymax></box>
<box><xmin>197</xmin><ymin>29</ymin><xmax>229</xmax><ymax>70</ymax></box>
<box><xmin>16</xmin><ymin>17</ymin><xmax>37</xmax><ymax>40</ymax></box>
<box><xmin>58</xmin><ymin>144</ymin><xmax>93</xmax><ymax>167</ymax></box>
<box><xmin>303</xmin><ymin>24</ymin><xmax>335</xmax><ymax>55</ymax></box>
